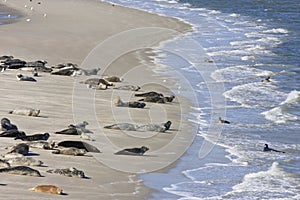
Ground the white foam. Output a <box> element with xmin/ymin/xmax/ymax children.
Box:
<box><xmin>263</xmin><ymin>28</ymin><xmax>289</xmax><ymax>34</ymax></box>
<box><xmin>280</xmin><ymin>90</ymin><xmax>300</xmax><ymax>105</ymax></box>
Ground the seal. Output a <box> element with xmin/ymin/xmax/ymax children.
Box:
<box><xmin>57</xmin><ymin>141</ymin><xmax>101</xmax><ymax>153</ymax></box>
<box><xmin>114</xmin><ymin>96</ymin><xmax>146</xmax><ymax>108</ymax></box>
<box><xmin>27</xmin><ymin>141</ymin><xmax>55</xmax><ymax>150</ymax></box>
<box><xmin>55</xmin><ymin>127</ymin><xmax>80</xmax><ymax>135</ymax></box>
<box><xmin>114</xmin><ymin>146</ymin><xmax>149</xmax><ymax>156</ymax></box>
<box><xmin>8</xmin><ymin>108</ymin><xmax>40</xmax><ymax>117</ymax></box>
<box><xmin>30</xmin><ymin>185</ymin><xmax>63</xmax><ymax>195</ymax></box>
<box><xmin>68</xmin><ymin>121</ymin><xmax>93</xmax><ymax>133</ymax></box>
<box><xmin>104</xmin><ymin>76</ymin><xmax>123</xmax><ymax>82</ymax></box>
<box><xmin>104</xmin><ymin>121</ymin><xmax>172</xmax><ymax>132</ymax></box>
<box><xmin>16</xmin><ymin>73</ymin><xmax>37</xmax><ymax>82</ymax></box>
<box><xmin>114</xmin><ymin>85</ymin><xmax>141</xmax><ymax>91</ymax></box>
<box><xmin>134</xmin><ymin>91</ymin><xmax>163</xmax><ymax>98</ymax></box>
<box><xmin>0</xmin><ymin>166</ymin><xmax>42</xmax><ymax>177</ymax></box>
<box><xmin>0</xmin><ymin>130</ymin><xmax>26</xmax><ymax>138</ymax></box>
<box><xmin>82</xmin><ymin>78</ymin><xmax>113</xmax><ymax>87</ymax></box>
<box><xmin>263</xmin><ymin>144</ymin><xmax>285</xmax><ymax>153</ymax></box>
<box><xmin>138</xmin><ymin>95</ymin><xmax>175</xmax><ymax>103</ymax></box>
<box><xmin>1</xmin><ymin>117</ymin><xmax>18</xmax><ymax>131</ymax></box>
<box><xmin>262</xmin><ymin>76</ymin><xmax>271</xmax><ymax>83</ymax></box>
<box><xmin>52</xmin><ymin>147</ymin><xmax>87</xmax><ymax>156</ymax></box>
<box><xmin>51</xmin><ymin>63</ymin><xmax>79</xmax><ymax>76</ymax></box>
<box><xmin>218</xmin><ymin>117</ymin><xmax>230</xmax><ymax>124</ymax></box>
<box><xmin>71</xmin><ymin>67</ymin><xmax>101</xmax><ymax>76</ymax></box>
<box><xmin>7</xmin><ymin>143</ymin><xmax>29</xmax><ymax>155</ymax></box>
<box><xmin>6</xmin><ymin>156</ymin><xmax>43</xmax><ymax>166</ymax></box>
<box><xmin>47</xmin><ymin>167</ymin><xmax>86</xmax><ymax>178</ymax></box>
<box><xmin>15</xmin><ymin>133</ymin><xmax>50</xmax><ymax>141</ymax></box>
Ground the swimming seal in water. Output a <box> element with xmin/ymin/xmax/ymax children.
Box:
<box><xmin>8</xmin><ymin>108</ymin><xmax>40</xmax><ymax>117</ymax></box>
<box><xmin>114</xmin><ymin>96</ymin><xmax>146</xmax><ymax>108</ymax></box>
<box><xmin>218</xmin><ymin>117</ymin><xmax>230</xmax><ymax>124</ymax></box>
<box><xmin>30</xmin><ymin>185</ymin><xmax>64</xmax><ymax>195</ymax></box>
<box><xmin>114</xmin><ymin>146</ymin><xmax>149</xmax><ymax>156</ymax></box>
<box><xmin>52</xmin><ymin>147</ymin><xmax>87</xmax><ymax>156</ymax></box>
<box><xmin>104</xmin><ymin>121</ymin><xmax>172</xmax><ymax>132</ymax></box>
<box><xmin>46</xmin><ymin>167</ymin><xmax>86</xmax><ymax>178</ymax></box>
<box><xmin>0</xmin><ymin>130</ymin><xmax>26</xmax><ymax>138</ymax></box>
<box><xmin>1</xmin><ymin>118</ymin><xmax>18</xmax><ymax>131</ymax></box>
<box><xmin>57</xmin><ymin>141</ymin><xmax>101</xmax><ymax>153</ymax></box>
<box><xmin>16</xmin><ymin>73</ymin><xmax>37</xmax><ymax>82</ymax></box>
<box><xmin>263</xmin><ymin>144</ymin><xmax>285</xmax><ymax>153</ymax></box>
<box><xmin>15</xmin><ymin>132</ymin><xmax>50</xmax><ymax>141</ymax></box>
<box><xmin>0</xmin><ymin>166</ymin><xmax>42</xmax><ymax>177</ymax></box>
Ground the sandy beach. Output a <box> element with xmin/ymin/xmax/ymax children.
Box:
<box><xmin>0</xmin><ymin>0</ymin><xmax>195</xmax><ymax>199</ymax></box>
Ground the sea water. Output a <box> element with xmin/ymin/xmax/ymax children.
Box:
<box><xmin>101</xmin><ymin>0</ymin><xmax>300</xmax><ymax>199</ymax></box>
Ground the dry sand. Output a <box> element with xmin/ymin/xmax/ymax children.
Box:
<box><xmin>0</xmin><ymin>0</ymin><xmax>196</xmax><ymax>199</ymax></box>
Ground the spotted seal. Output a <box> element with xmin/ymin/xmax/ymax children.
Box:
<box><xmin>52</xmin><ymin>147</ymin><xmax>87</xmax><ymax>156</ymax></box>
<box><xmin>8</xmin><ymin>108</ymin><xmax>40</xmax><ymax>117</ymax></box>
<box><xmin>113</xmin><ymin>85</ymin><xmax>141</xmax><ymax>91</ymax></box>
<box><xmin>0</xmin><ymin>130</ymin><xmax>26</xmax><ymax>138</ymax></box>
<box><xmin>0</xmin><ymin>159</ymin><xmax>10</xmax><ymax>168</ymax></box>
<box><xmin>134</xmin><ymin>91</ymin><xmax>163</xmax><ymax>98</ymax></box>
<box><xmin>6</xmin><ymin>156</ymin><xmax>43</xmax><ymax>166</ymax></box>
<box><xmin>30</xmin><ymin>185</ymin><xmax>63</xmax><ymax>195</ymax></box>
<box><xmin>1</xmin><ymin>117</ymin><xmax>18</xmax><ymax>131</ymax></box>
<box><xmin>263</xmin><ymin>144</ymin><xmax>285</xmax><ymax>153</ymax></box>
<box><xmin>104</xmin><ymin>121</ymin><xmax>172</xmax><ymax>132</ymax></box>
<box><xmin>16</xmin><ymin>73</ymin><xmax>37</xmax><ymax>82</ymax></box>
<box><xmin>57</xmin><ymin>141</ymin><xmax>101</xmax><ymax>153</ymax></box>
<box><xmin>47</xmin><ymin>167</ymin><xmax>86</xmax><ymax>178</ymax></box>
<box><xmin>27</xmin><ymin>141</ymin><xmax>55</xmax><ymax>150</ymax></box>
<box><xmin>114</xmin><ymin>146</ymin><xmax>149</xmax><ymax>156</ymax></box>
<box><xmin>104</xmin><ymin>76</ymin><xmax>123</xmax><ymax>82</ymax></box>
<box><xmin>114</xmin><ymin>96</ymin><xmax>146</xmax><ymax>108</ymax></box>
<box><xmin>0</xmin><ymin>166</ymin><xmax>42</xmax><ymax>177</ymax></box>
<box><xmin>15</xmin><ymin>133</ymin><xmax>50</xmax><ymax>141</ymax></box>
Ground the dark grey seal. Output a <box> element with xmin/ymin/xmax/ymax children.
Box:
<box><xmin>263</xmin><ymin>144</ymin><xmax>285</xmax><ymax>153</ymax></box>
<box><xmin>8</xmin><ymin>143</ymin><xmax>29</xmax><ymax>155</ymax></box>
<box><xmin>0</xmin><ymin>166</ymin><xmax>42</xmax><ymax>177</ymax></box>
<box><xmin>47</xmin><ymin>167</ymin><xmax>86</xmax><ymax>178</ymax></box>
<box><xmin>218</xmin><ymin>117</ymin><xmax>230</xmax><ymax>124</ymax></box>
<box><xmin>138</xmin><ymin>95</ymin><xmax>175</xmax><ymax>103</ymax></box>
<box><xmin>114</xmin><ymin>96</ymin><xmax>146</xmax><ymax>108</ymax></box>
<box><xmin>55</xmin><ymin>127</ymin><xmax>80</xmax><ymax>135</ymax></box>
<box><xmin>114</xmin><ymin>146</ymin><xmax>149</xmax><ymax>156</ymax></box>
<box><xmin>134</xmin><ymin>91</ymin><xmax>163</xmax><ymax>98</ymax></box>
<box><xmin>1</xmin><ymin>118</ymin><xmax>18</xmax><ymax>131</ymax></box>
<box><xmin>0</xmin><ymin>130</ymin><xmax>26</xmax><ymax>138</ymax></box>
<box><xmin>15</xmin><ymin>133</ymin><xmax>50</xmax><ymax>141</ymax></box>
<box><xmin>57</xmin><ymin>140</ymin><xmax>101</xmax><ymax>153</ymax></box>
<box><xmin>114</xmin><ymin>85</ymin><xmax>141</xmax><ymax>91</ymax></box>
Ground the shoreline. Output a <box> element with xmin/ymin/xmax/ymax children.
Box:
<box><xmin>0</xmin><ymin>0</ymin><xmax>196</xmax><ymax>199</ymax></box>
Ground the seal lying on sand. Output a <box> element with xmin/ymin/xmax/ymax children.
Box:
<box><xmin>15</xmin><ymin>132</ymin><xmax>50</xmax><ymax>141</ymax></box>
<box><xmin>57</xmin><ymin>141</ymin><xmax>101</xmax><ymax>153</ymax></box>
<box><xmin>27</xmin><ymin>141</ymin><xmax>55</xmax><ymax>150</ymax></box>
<box><xmin>7</xmin><ymin>143</ymin><xmax>29</xmax><ymax>155</ymax></box>
<box><xmin>218</xmin><ymin>117</ymin><xmax>230</xmax><ymax>124</ymax></box>
<box><xmin>47</xmin><ymin>167</ymin><xmax>86</xmax><ymax>178</ymax></box>
<box><xmin>0</xmin><ymin>130</ymin><xmax>26</xmax><ymax>138</ymax></box>
<box><xmin>8</xmin><ymin>108</ymin><xmax>40</xmax><ymax>117</ymax></box>
<box><xmin>30</xmin><ymin>185</ymin><xmax>64</xmax><ymax>195</ymax></box>
<box><xmin>134</xmin><ymin>91</ymin><xmax>163</xmax><ymax>98</ymax></box>
<box><xmin>71</xmin><ymin>67</ymin><xmax>101</xmax><ymax>76</ymax></box>
<box><xmin>0</xmin><ymin>159</ymin><xmax>10</xmax><ymax>168</ymax></box>
<box><xmin>104</xmin><ymin>121</ymin><xmax>172</xmax><ymax>132</ymax></box>
<box><xmin>1</xmin><ymin>118</ymin><xmax>18</xmax><ymax>131</ymax></box>
<box><xmin>82</xmin><ymin>78</ymin><xmax>113</xmax><ymax>87</ymax></box>
<box><xmin>55</xmin><ymin>127</ymin><xmax>80</xmax><ymax>135</ymax></box>
<box><xmin>104</xmin><ymin>76</ymin><xmax>123</xmax><ymax>82</ymax></box>
<box><xmin>138</xmin><ymin>95</ymin><xmax>175</xmax><ymax>103</ymax></box>
<box><xmin>16</xmin><ymin>73</ymin><xmax>37</xmax><ymax>82</ymax></box>
<box><xmin>68</xmin><ymin>121</ymin><xmax>93</xmax><ymax>133</ymax></box>
<box><xmin>114</xmin><ymin>146</ymin><xmax>149</xmax><ymax>156</ymax></box>
<box><xmin>0</xmin><ymin>166</ymin><xmax>42</xmax><ymax>177</ymax></box>
<box><xmin>6</xmin><ymin>156</ymin><xmax>43</xmax><ymax>166</ymax></box>
<box><xmin>52</xmin><ymin>147</ymin><xmax>87</xmax><ymax>156</ymax></box>
<box><xmin>263</xmin><ymin>144</ymin><xmax>285</xmax><ymax>153</ymax></box>
<box><xmin>114</xmin><ymin>96</ymin><xmax>146</xmax><ymax>108</ymax></box>
<box><xmin>113</xmin><ymin>85</ymin><xmax>141</xmax><ymax>91</ymax></box>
